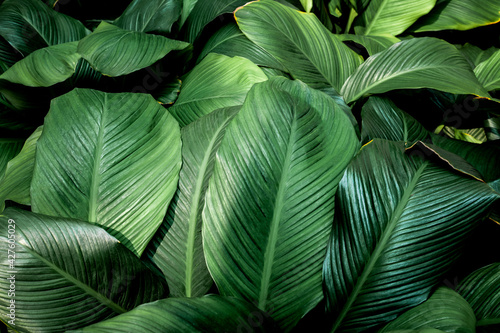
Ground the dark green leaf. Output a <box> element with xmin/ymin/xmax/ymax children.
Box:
<box><xmin>474</xmin><ymin>49</ymin><xmax>500</xmax><ymax>91</ymax></box>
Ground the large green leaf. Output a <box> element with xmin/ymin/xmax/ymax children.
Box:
<box><xmin>341</xmin><ymin>37</ymin><xmax>490</xmax><ymax>103</ymax></box>
<box><xmin>411</xmin><ymin>0</ymin><xmax>500</xmax><ymax>32</ymax></box>
<box><xmin>361</xmin><ymin>96</ymin><xmax>428</xmax><ymax>145</ymax></box>
<box><xmin>75</xmin><ymin>295</ymin><xmax>276</xmax><ymax>332</ymax></box>
<box><xmin>323</xmin><ymin>139</ymin><xmax>498</xmax><ymax>332</ymax></box>
<box><xmin>202</xmin><ymin>77</ymin><xmax>359</xmax><ymax>330</ymax></box>
<box><xmin>30</xmin><ymin>89</ymin><xmax>181</xmax><ymax>256</ymax></box>
<box><xmin>354</xmin><ymin>0</ymin><xmax>436</xmax><ymax>36</ymax></box>
<box><xmin>474</xmin><ymin>49</ymin><xmax>500</xmax><ymax>91</ymax></box>
<box><xmin>168</xmin><ymin>53</ymin><xmax>267</xmax><ymax>127</ymax></box>
<box><xmin>235</xmin><ymin>0</ymin><xmax>363</xmax><ymax>91</ymax></box>
<box><xmin>0</xmin><ymin>41</ymin><xmax>80</xmax><ymax>87</ymax></box>
<box><xmin>182</xmin><ymin>0</ymin><xmax>248</xmax><ymax>43</ymax></box>
<box><xmin>114</xmin><ymin>0</ymin><xmax>181</xmax><ymax>35</ymax></box>
<box><xmin>77</xmin><ymin>22</ymin><xmax>189</xmax><ymax>77</ymax></box>
<box><xmin>457</xmin><ymin>263</ymin><xmax>500</xmax><ymax>332</ymax></box>
<box><xmin>0</xmin><ymin>208</ymin><xmax>168</xmax><ymax>332</ymax></box>
<box><xmin>379</xmin><ymin>287</ymin><xmax>476</xmax><ymax>333</ymax></box>
<box><xmin>337</xmin><ymin>34</ymin><xmax>400</xmax><ymax>56</ymax></box>
<box><xmin>456</xmin><ymin>43</ymin><xmax>498</xmax><ymax>68</ymax></box>
<box><xmin>197</xmin><ymin>23</ymin><xmax>286</xmax><ymax>72</ymax></box>
<box><xmin>0</xmin><ymin>0</ymin><xmax>89</xmax><ymax>57</ymax></box>
<box><xmin>145</xmin><ymin>107</ymin><xmax>239</xmax><ymax>297</ymax></box>
<box><xmin>0</xmin><ymin>126</ymin><xmax>41</xmax><ymax>212</ymax></box>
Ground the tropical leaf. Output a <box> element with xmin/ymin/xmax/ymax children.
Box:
<box><xmin>361</xmin><ymin>96</ymin><xmax>428</xmax><ymax>145</ymax></box>
<box><xmin>457</xmin><ymin>263</ymin><xmax>500</xmax><ymax>332</ymax></box>
<box><xmin>74</xmin><ymin>295</ymin><xmax>277</xmax><ymax>332</ymax></box>
<box><xmin>0</xmin><ymin>208</ymin><xmax>168</xmax><ymax>332</ymax></box>
<box><xmin>235</xmin><ymin>0</ymin><xmax>363</xmax><ymax>91</ymax></box>
<box><xmin>379</xmin><ymin>287</ymin><xmax>476</xmax><ymax>333</ymax></box>
<box><xmin>30</xmin><ymin>89</ymin><xmax>182</xmax><ymax>256</ymax></box>
<box><xmin>179</xmin><ymin>0</ymin><xmax>199</xmax><ymax>28</ymax></box>
<box><xmin>485</xmin><ymin>116</ymin><xmax>500</xmax><ymax>141</ymax></box>
<box><xmin>0</xmin><ymin>126</ymin><xmax>41</xmax><ymax>212</ymax></box>
<box><xmin>145</xmin><ymin>107</ymin><xmax>239</xmax><ymax>297</ymax></box>
<box><xmin>77</xmin><ymin>22</ymin><xmax>190</xmax><ymax>77</ymax></box>
<box><xmin>474</xmin><ymin>49</ymin><xmax>500</xmax><ymax>91</ymax></box>
<box><xmin>197</xmin><ymin>23</ymin><xmax>287</xmax><ymax>72</ymax></box>
<box><xmin>114</xmin><ymin>0</ymin><xmax>181</xmax><ymax>35</ymax></box>
<box><xmin>0</xmin><ymin>41</ymin><xmax>80</xmax><ymax>87</ymax></box>
<box><xmin>168</xmin><ymin>53</ymin><xmax>267</xmax><ymax>127</ymax></box>
<box><xmin>323</xmin><ymin>139</ymin><xmax>499</xmax><ymax>332</ymax></box>
<box><xmin>411</xmin><ymin>0</ymin><xmax>500</xmax><ymax>32</ymax></box>
<box><xmin>182</xmin><ymin>0</ymin><xmax>248</xmax><ymax>43</ymax></box>
<box><xmin>354</xmin><ymin>0</ymin><xmax>436</xmax><ymax>36</ymax></box>
<box><xmin>0</xmin><ymin>0</ymin><xmax>89</xmax><ymax>57</ymax></box>
<box><xmin>0</xmin><ymin>139</ymin><xmax>22</xmax><ymax>177</ymax></box>
<box><xmin>154</xmin><ymin>78</ymin><xmax>182</xmax><ymax>105</ymax></box>
<box><xmin>202</xmin><ymin>77</ymin><xmax>359</xmax><ymax>330</ymax></box>
<box><xmin>441</xmin><ymin>126</ymin><xmax>487</xmax><ymax>143</ymax></box>
<box><xmin>341</xmin><ymin>37</ymin><xmax>490</xmax><ymax>103</ymax></box>
<box><xmin>456</xmin><ymin>43</ymin><xmax>498</xmax><ymax>68</ymax></box>
<box><xmin>338</xmin><ymin>34</ymin><xmax>400</xmax><ymax>56</ymax></box>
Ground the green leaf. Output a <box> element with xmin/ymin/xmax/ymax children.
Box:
<box><xmin>0</xmin><ymin>126</ymin><xmax>41</xmax><ymax>211</ymax></box>
<box><xmin>0</xmin><ymin>41</ymin><xmax>80</xmax><ymax>87</ymax></box>
<box><xmin>154</xmin><ymin>78</ymin><xmax>182</xmax><ymax>105</ymax></box>
<box><xmin>323</xmin><ymin>139</ymin><xmax>498</xmax><ymax>332</ymax></box>
<box><xmin>379</xmin><ymin>287</ymin><xmax>476</xmax><ymax>333</ymax></box>
<box><xmin>0</xmin><ymin>138</ymin><xmax>22</xmax><ymax>178</ymax></box>
<box><xmin>30</xmin><ymin>89</ymin><xmax>182</xmax><ymax>256</ymax></box>
<box><xmin>183</xmin><ymin>0</ymin><xmax>248</xmax><ymax>43</ymax></box>
<box><xmin>168</xmin><ymin>53</ymin><xmax>267</xmax><ymax>127</ymax></box>
<box><xmin>355</xmin><ymin>0</ymin><xmax>436</xmax><ymax>36</ymax></box>
<box><xmin>180</xmin><ymin>0</ymin><xmax>199</xmax><ymax>28</ymax></box>
<box><xmin>474</xmin><ymin>49</ymin><xmax>500</xmax><ymax>91</ymax></box>
<box><xmin>203</xmin><ymin>77</ymin><xmax>359</xmax><ymax>330</ymax></box>
<box><xmin>235</xmin><ymin>0</ymin><xmax>363</xmax><ymax>91</ymax></box>
<box><xmin>411</xmin><ymin>0</ymin><xmax>500</xmax><ymax>32</ymax></box>
<box><xmin>441</xmin><ymin>126</ymin><xmax>487</xmax><ymax>143</ymax></box>
<box><xmin>300</xmin><ymin>0</ymin><xmax>313</xmax><ymax>12</ymax></box>
<box><xmin>145</xmin><ymin>107</ymin><xmax>239</xmax><ymax>297</ymax></box>
<box><xmin>0</xmin><ymin>0</ymin><xmax>89</xmax><ymax>57</ymax></box>
<box><xmin>114</xmin><ymin>0</ymin><xmax>181</xmax><ymax>35</ymax></box>
<box><xmin>0</xmin><ymin>208</ymin><xmax>168</xmax><ymax>332</ymax></box>
<box><xmin>456</xmin><ymin>43</ymin><xmax>498</xmax><ymax>68</ymax></box>
<box><xmin>485</xmin><ymin>116</ymin><xmax>500</xmax><ymax>141</ymax></box>
<box><xmin>341</xmin><ymin>37</ymin><xmax>490</xmax><ymax>103</ymax></box>
<box><xmin>73</xmin><ymin>295</ymin><xmax>276</xmax><ymax>332</ymax></box>
<box><xmin>197</xmin><ymin>23</ymin><xmax>287</xmax><ymax>72</ymax></box>
<box><xmin>361</xmin><ymin>96</ymin><xmax>428</xmax><ymax>145</ymax></box>
<box><xmin>77</xmin><ymin>22</ymin><xmax>190</xmax><ymax>77</ymax></box>
<box><xmin>338</xmin><ymin>34</ymin><xmax>400</xmax><ymax>56</ymax></box>
<box><xmin>457</xmin><ymin>263</ymin><xmax>500</xmax><ymax>332</ymax></box>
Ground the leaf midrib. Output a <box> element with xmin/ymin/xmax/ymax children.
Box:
<box><xmin>19</xmin><ymin>240</ymin><xmax>127</xmax><ymax>314</ymax></box>
<box><xmin>363</xmin><ymin>0</ymin><xmax>390</xmax><ymax>35</ymax></box>
<box><xmin>331</xmin><ymin>161</ymin><xmax>429</xmax><ymax>332</ymax></box>
<box><xmin>88</xmin><ymin>95</ymin><xmax>105</xmax><ymax>222</ymax></box>
<box><xmin>258</xmin><ymin>112</ymin><xmax>297</xmax><ymax>309</ymax></box>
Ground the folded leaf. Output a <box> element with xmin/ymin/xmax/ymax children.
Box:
<box><xmin>411</xmin><ymin>0</ymin><xmax>500</xmax><ymax>32</ymax></box>
<box><xmin>114</xmin><ymin>0</ymin><xmax>181</xmax><ymax>35</ymax></box>
<box><xmin>379</xmin><ymin>287</ymin><xmax>476</xmax><ymax>333</ymax></box>
<box><xmin>203</xmin><ymin>77</ymin><xmax>359</xmax><ymax>330</ymax></box>
<box><xmin>77</xmin><ymin>22</ymin><xmax>189</xmax><ymax>77</ymax></box>
<box><xmin>0</xmin><ymin>0</ymin><xmax>89</xmax><ymax>57</ymax></box>
<box><xmin>341</xmin><ymin>37</ymin><xmax>490</xmax><ymax>103</ymax></box>
<box><xmin>31</xmin><ymin>89</ymin><xmax>181</xmax><ymax>256</ymax></box>
<box><xmin>0</xmin><ymin>41</ymin><xmax>80</xmax><ymax>87</ymax></box>
<box><xmin>75</xmin><ymin>295</ymin><xmax>276</xmax><ymax>332</ymax></box>
<box><xmin>323</xmin><ymin>139</ymin><xmax>498</xmax><ymax>332</ymax></box>
<box><xmin>474</xmin><ymin>49</ymin><xmax>500</xmax><ymax>92</ymax></box>
<box><xmin>235</xmin><ymin>0</ymin><xmax>363</xmax><ymax>91</ymax></box>
<box><xmin>145</xmin><ymin>107</ymin><xmax>239</xmax><ymax>297</ymax></box>
<box><xmin>168</xmin><ymin>53</ymin><xmax>267</xmax><ymax>127</ymax></box>
<box><xmin>0</xmin><ymin>208</ymin><xmax>168</xmax><ymax>332</ymax></box>
<box><xmin>355</xmin><ymin>0</ymin><xmax>436</xmax><ymax>36</ymax></box>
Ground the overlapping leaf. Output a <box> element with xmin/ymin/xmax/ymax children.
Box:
<box><xmin>341</xmin><ymin>37</ymin><xmax>490</xmax><ymax>103</ymax></box>
<box><xmin>456</xmin><ymin>43</ymin><xmax>498</xmax><ymax>68</ymax></box>
<box><xmin>168</xmin><ymin>53</ymin><xmax>267</xmax><ymax>127</ymax></box>
<box><xmin>474</xmin><ymin>49</ymin><xmax>500</xmax><ymax>91</ymax></box>
<box><xmin>145</xmin><ymin>107</ymin><xmax>239</xmax><ymax>297</ymax></box>
<box><xmin>323</xmin><ymin>139</ymin><xmax>499</xmax><ymax>332</ymax></box>
<box><xmin>338</xmin><ymin>34</ymin><xmax>401</xmax><ymax>56</ymax></box>
<box><xmin>31</xmin><ymin>89</ymin><xmax>181</xmax><ymax>256</ymax></box>
<box><xmin>0</xmin><ymin>208</ymin><xmax>168</xmax><ymax>332</ymax></box>
<box><xmin>203</xmin><ymin>77</ymin><xmax>359</xmax><ymax>330</ymax></box>
<box><xmin>235</xmin><ymin>0</ymin><xmax>363</xmax><ymax>91</ymax></box>
<box><xmin>411</xmin><ymin>0</ymin><xmax>500</xmax><ymax>32</ymax></box>
<box><xmin>77</xmin><ymin>22</ymin><xmax>189</xmax><ymax>77</ymax></box>
<box><xmin>75</xmin><ymin>295</ymin><xmax>276</xmax><ymax>332</ymax></box>
<box><xmin>355</xmin><ymin>0</ymin><xmax>436</xmax><ymax>36</ymax></box>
